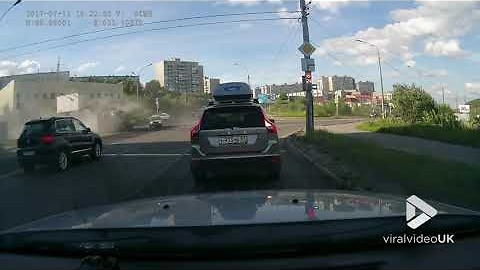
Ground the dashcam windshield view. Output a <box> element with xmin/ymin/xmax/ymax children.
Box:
<box><xmin>0</xmin><ymin>0</ymin><xmax>479</xmax><ymax>269</ymax></box>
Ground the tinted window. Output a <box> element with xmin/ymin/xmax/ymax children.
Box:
<box><xmin>201</xmin><ymin>106</ymin><xmax>264</xmax><ymax>130</ymax></box>
<box><xmin>72</xmin><ymin>119</ymin><xmax>87</xmax><ymax>132</ymax></box>
<box><xmin>22</xmin><ymin>121</ymin><xmax>49</xmax><ymax>136</ymax></box>
<box><xmin>55</xmin><ymin>119</ymin><xmax>75</xmax><ymax>133</ymax></box>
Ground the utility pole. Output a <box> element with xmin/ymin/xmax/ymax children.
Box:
<box><xmin>300</xmin><ymin>0</ymin><xmax>314</xmax><ymax>135</ymax></box>
<box><xmin>442</xmin><ymin>85</ymin><xmax>445</xmax><ymax>104</ymax></box>
<box><xmin>56</xmin><ymin>56</ymin><xmax>61</xmax><ymax>82</ymax></box>
<box><xmin>356</xmin><ymin>39</ymin><xmax>385</xmax><ymax>118</ymax></box>
<box><xmin>377</xmin><ymin>49</ymin><xmax>385</xmax><ymax>118</ymax></box>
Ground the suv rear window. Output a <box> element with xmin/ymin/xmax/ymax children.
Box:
<box><xmin>22</xmin><ymin>121</ymin><xmax>50</xmax><ymax>136</ymax></box>
<box><xmin>201</xmin><ymin>106</ymin><xmax>264</xmax><ymax>130</ymax></box>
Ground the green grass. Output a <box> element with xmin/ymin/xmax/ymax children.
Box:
<box><xmin>301</xmin><ymin>130</ymin><xmax>480</xmax><ymax>210</ymax></box>
<box><xmin>358</xmin><ymin>119</ymin><xmax>480</xmax><ymax>148</ymax></box>
<box><xmin>269</xmin><ymin>111</ymin><xmax>306</xmax><ymax>117</ymax></box>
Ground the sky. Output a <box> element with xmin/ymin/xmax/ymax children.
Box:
<box><xmin>0</xmin><ymin>0</ymin><xmax>479</xmax><ymax>106</ymax></box>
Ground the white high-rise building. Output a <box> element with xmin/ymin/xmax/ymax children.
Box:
<box><xmin>155</xmin><ymin>58</ymin><xmax>204</xmax><ymax>92</ymax></box>
<box><xmin>203</xmin><ymin>76</ymin><xmax>220</xmax><ymax>94</ymax></box>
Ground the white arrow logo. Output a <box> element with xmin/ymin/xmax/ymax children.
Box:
<box><xmin>406</xmin><ymin>195</ymin><xmax>438</xmax><ymax>229</ymax></box>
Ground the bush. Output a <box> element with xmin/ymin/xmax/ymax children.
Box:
<box><xmin>351</xmin><ymin>105</ymin><xmax>371</xmax><ymax>117</ymax></box>
<box><xmin>422</xmin><ymin>104</ymin><xmax>460</xmax><ymax>128</ymax></box>
<box><xmin>392</xmin><ymin>83</ymin><xmax>435</xmax><ymax>123</ymax></box>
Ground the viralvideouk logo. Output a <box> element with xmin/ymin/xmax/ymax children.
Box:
<box><xmin>406</xmin><ymin>195</ymin><xmax>438</xmax><ymax>229</ymax></box>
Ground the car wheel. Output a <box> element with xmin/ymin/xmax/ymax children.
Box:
<box><xmin>55</xmin><ymin>150</ymin><xmax>69</xmax><ymax>172</ymax></box>
<box><xmin>90</xmin><ymin>141</ymin><xmax>102</xmax><ymax>161</ymax></box>
<box><xmin>22</xmin><ymin>163</ymin><xmax>35</xmax><ymax>173</ymax></box>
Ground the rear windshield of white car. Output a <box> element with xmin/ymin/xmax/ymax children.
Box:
<box><xmin>201</xmin><ymin>106</ymin><xmax>264</xmax><ymax>130</ymax></box>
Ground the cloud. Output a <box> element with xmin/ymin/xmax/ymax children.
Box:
<box><xmin>322</xmin><ymin>15</ymin><xmax>333</xmax><ymax>22</ymax></box>
<box><xmin>222</xmin><ymin>0</ymin><xmax>283</xmax><ymax>6</ymax></box>
<box><xmin>405</xmin><ymin>59</ymin><xmax>416</xmax><ymax>67</ymax></box>
<box><xmin>421</xmin><ymin>68</ymin><xmax>448</xmax><ymax>77</ymax></box>
<box><xmin>466</xmin><ymin>82</ymin><xmax>480</xmax><ymax>91</ymax></box>
<box><xmin>464</xmin><ymin>82</ymin><xmax>480</xmax><ymax>100</ymax></box>
<box><xmin>0</xmin><ymin>60</ymin><xmax>40</xmax><ymax>76</ymax></box>
<box><xmin>333</xmin><ymin>60</ymin><xmax>342</xmax><ymax>66</ymax></box>
<box><xmin>424</xmin><ymin>39</ymin><xmax>466</xmax><ymax>57</ymax></box>
<box><xmin>239</xmin><ymin>23</ymin><xmax>253</xmax><ymax>29</ymax></box>
<box><xmin>277</xmin><ymin>7</ymin><xmax>299</xmax><ymax>27</ymax></box>
<box><xmin>224</xmin><ymin>0</ymin><xmax>259</xmax><ymax>6</ymax></box>
<box><xmin>114</xmin><ymin>65</ymin><xmax>126</xmax><ymax>73</ymax></box>
<box><xmin>317</xmin><ymin>1</ymin><xmax>480</xmax><ymax>66</ymax></box>
<box><xmin>312</xmin><ymin>0</ymin><xmax>354</xmax><ymax>13</ymax></box>
<box><xmin>76</xmin><ymin>61</ymin><xmax>99</xmax><ymax>73</ymax></box>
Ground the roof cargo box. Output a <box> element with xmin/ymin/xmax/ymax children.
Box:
<box><xmin>212</xmin><ymin>82</ymin><xmax>252</xmax><ymax>102</ymax></box>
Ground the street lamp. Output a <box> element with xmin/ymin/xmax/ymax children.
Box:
<box><xmin>407</xmin><ymin>65</ymin><xmax>424</xmax><ymax>89</ymax></box>
<box><xmin>355</xmin><ymin>39</ymin><xmax>385</xmax><ymax>118</ymax></box>
<box><xmin>233</xmin><ymin>63</ymin><xmax>250</xmax><ymax>86</ymax></box>
<box><xmin>131</xmin><ymin>62</ymin><xmax>152</xmax><ymax>100</ymax></box>
<box><xmin>0</xmin><ymin>0</ymin><xmax>22</xmax><ymax>22</ymax></box>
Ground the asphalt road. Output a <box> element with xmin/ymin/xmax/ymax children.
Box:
<box><xmin>0</xmin><ymin>118</ymin><xmax>363</xmax><ymax>231</ymax></box>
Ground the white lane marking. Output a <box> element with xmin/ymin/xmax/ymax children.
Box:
<box><xmin>103</xmin><ymin>153</ymin><xmax>189</xmax><ymax>157</ymax></box>
<box><xmin>0</xmin><ymin>169</ymin><xmax>22</xmax><ymax>180</ymax></box>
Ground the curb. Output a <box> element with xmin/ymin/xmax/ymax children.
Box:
<box><xmin>283</xmin><ymin>134</ymin><xmax>357</xmax><ymax>190</ymax></box>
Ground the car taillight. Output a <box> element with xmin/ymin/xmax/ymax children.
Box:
<box><xmin>41</xmin><ymin>134</ymin><xmax>54</xmax><ymax>144</ymax></box>
<box><xmin>264</xmin><ymin>118</ymin><xmax>277</xmax><ymax>134</ymax></box>
<box><xmin>190</xmin><ymin>122</ymin><xmax>200</xmax><ymax>142</ymax></box>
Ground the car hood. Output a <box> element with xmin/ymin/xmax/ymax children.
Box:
<box><xmin>4</xmin><ymin>190</ymin><xmax>478</xmax><ymax>233</ymax></box>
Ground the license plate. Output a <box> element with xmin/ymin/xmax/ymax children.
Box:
<box><xmin>218</xmin><ymin>135</ymin><xmax>248</xmax><ymax>146</ymax></box>
<box><xmin>22</xmin><ymin>151</ymin><xmax>35</xmax><ymax>156</ymax></box>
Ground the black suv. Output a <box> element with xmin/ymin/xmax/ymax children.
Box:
<box><xmin>17</xmin><ymin>116</ymin><xmax>103</xmax><ymax>172</ymax></box>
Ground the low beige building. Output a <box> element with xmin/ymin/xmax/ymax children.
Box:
<box><xmin>0</xmin><ymin>72</ymin><xmax>123</xmax><ymax>139</ymax></box>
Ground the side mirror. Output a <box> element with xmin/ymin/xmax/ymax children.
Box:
<box><xmin>84</xmin><ymin>127</ymin><xmax>91</xmax><ymax>133</ymax></box>
<box><xmin>269</xmin><ymin>118</ymin><xmax>275</xmax><ymax>123</ymax></box>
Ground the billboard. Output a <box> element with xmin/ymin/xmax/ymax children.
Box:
<box><xmin>458</xmin><ymin>104</ymin><xmax>470</xmax><ymax>114</ymax></box>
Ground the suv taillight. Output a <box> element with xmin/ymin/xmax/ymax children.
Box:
<box><xmin>264</xmin><ymin>117</ymin><xmax>277</xmax><ymax>134</ymax></box>
<box><xmin>41</xmin><ymin>134</ymin><xmax>54</xmax><ymax>145</ymax></box>
<box><xmin>190</xmin><ymin>122</ymin><xmax>201</xmax><ymax>142</ymax></box>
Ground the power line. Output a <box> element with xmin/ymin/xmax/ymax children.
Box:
<box><xmin>0</xmin><ymin>0</ymin><xmax>21</xmax><ymax>22</ymax></box>
<box><xmin>0</xmin><ymin>10</ymin><xmax>300</xmax><ymax>54</ymax></box>
<box><xmin>1</xmin><ymin>17</ymin><xmax>299</xmax><ymax>61</ymax></box>
<box><xmin>252</xmin><ymin>21</ymin><xmax>300</xmax><ymax>79</ymax></box>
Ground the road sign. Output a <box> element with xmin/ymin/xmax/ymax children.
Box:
<box><xmin>311</xmin><ymin>84</ymin><xmax>318</xmax><ymax>90</ymax></box>
<box><xmin>258</xmin><ymin>93</ymin><xmax>269</xmax><ymax>104</ymax></box>
<box><xmin>301</xmin><ymin>58</ymin><xmax>315</xmax><ymax>72</ymax></box>
<box><xmin>305</xmin><ymin>71</ymin><xmax>312</xmax><ymax>84</ymax></box>
<box><xmin>298</xmin><ymin>42</ymin><xmax>316</xmax><ymax>57</ymax></box>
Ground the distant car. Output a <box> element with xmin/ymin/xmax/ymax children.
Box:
<box><xmin>190</xmin><ymin>82</ymin><xmax>281</xmax><ymax>181</ymax></box>
<box><xmin>16</xmin><ymin>116</ymin><xmax>102</xmax><ymax>172</ymax></box>
<box><xmin>148</xmin><ymin>115</ymin><xmax>163</xmax><ymax>130</ymax></box>
<box><xmin>158</xmin><ymin>112</ymin><xmax>170</xmax><ymax>121</ymax></box>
